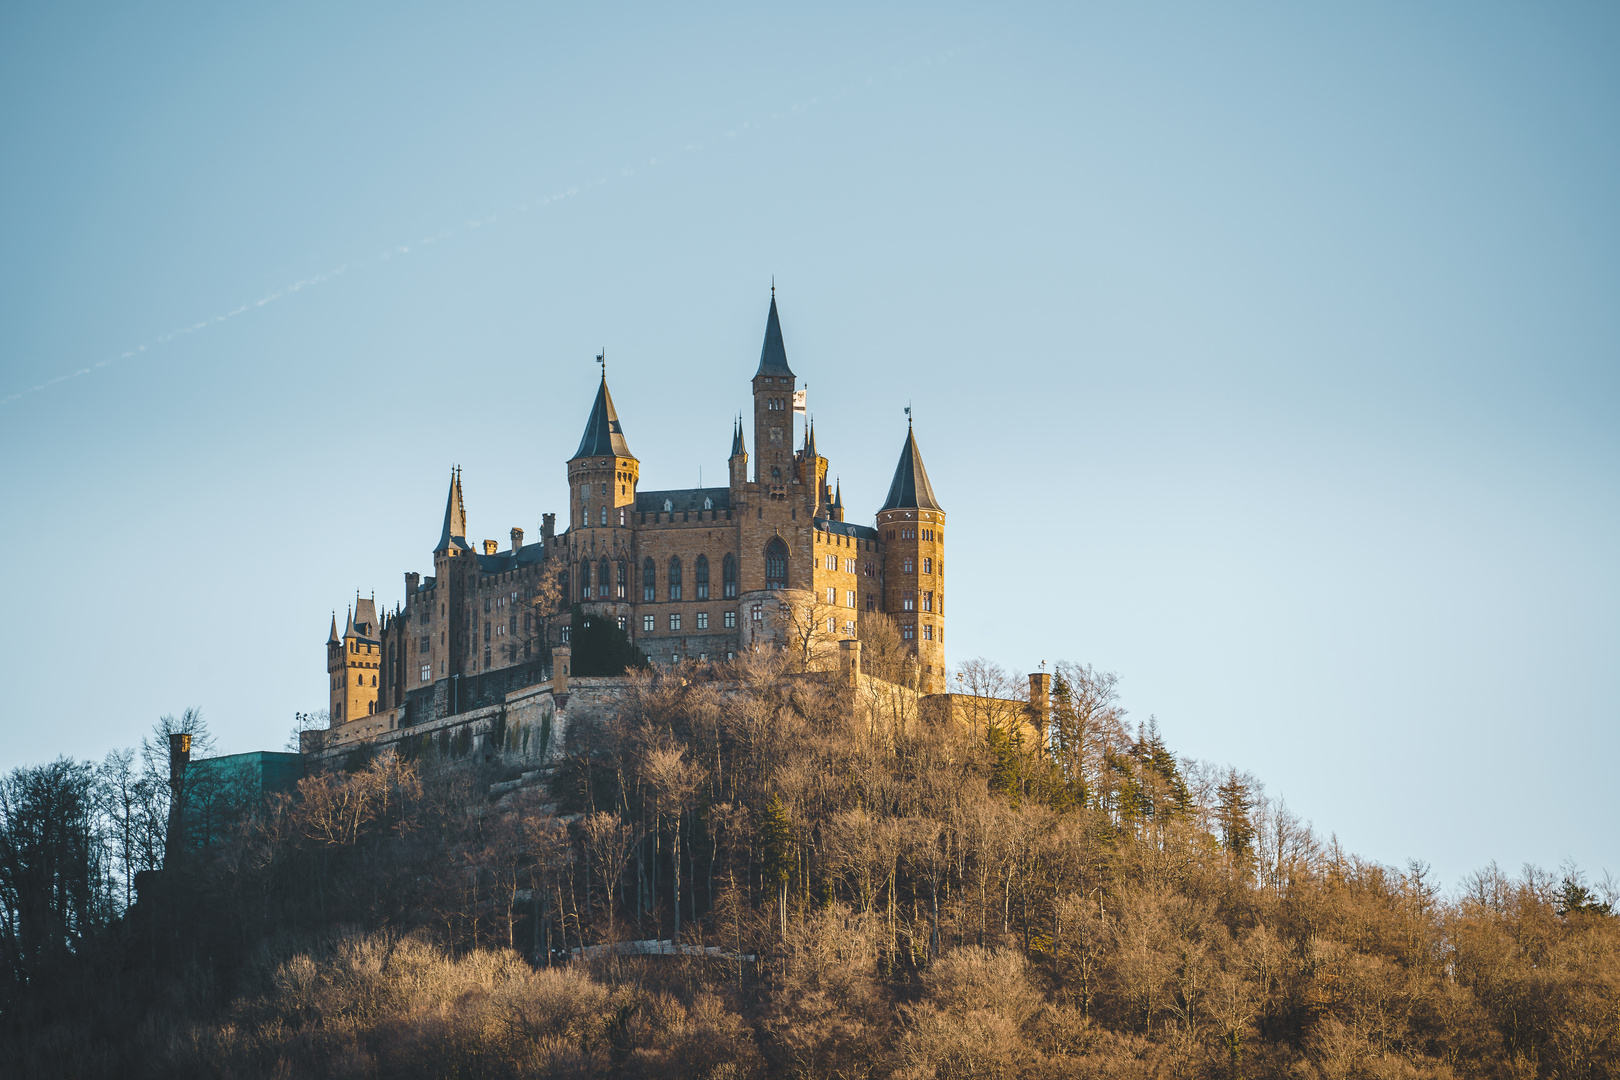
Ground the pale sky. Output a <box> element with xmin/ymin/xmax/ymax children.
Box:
<box><xmin>2</xmin><ymin>2</ymin><xmax>1615</xmax><ymax>890</ymax></box>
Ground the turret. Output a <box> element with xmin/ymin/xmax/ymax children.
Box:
<box><xmin>877</xmin><ymin>422</ymin><xmax>946</xmax><ymax>693</ymax></box>
<box><xmin>751</xmin><ymin>290</ymin><xmax>796</xmax><ymax>490</ymax></box>
<box><xmin>728</xmin><ymin>416</ymin><xmax>748</xmax><ymax>488</ymax></box>
<box><xmin>567</xmin><ymin>373</ymin><xmax>639</xmax><ymax>532</ymax></box>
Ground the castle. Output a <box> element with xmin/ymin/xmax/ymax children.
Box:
<box><xmin>325</xmin><ymin>291</ymin><xmax>948</xmax><ymax>737</ymax></box>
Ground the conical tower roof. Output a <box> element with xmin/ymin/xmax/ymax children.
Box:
<box><xmin>327</xmin><ymin>613</ymin><xmax>339</xmax><ymax>643</ymax></box>
<box><xmin>754</xmin><ymin>293</ymin><xmax>794</xmax><ymax>378</ymax></box>
<box><xmin>879</xmin><ymin>425</ymin><xmax>943</xmax><ymax>512</ymax></box>
<box><xmin>435</xmin><ymin>467</ymin><xmax>470</xmax><ymax>553</ymax></box>
<box><xmin>573</xmin><ymin>376</ymin><xmax>635</xmax><ymax>460</ymax></box>
<box><xmin>730</xmin><ymin>416</ymin><xmax>746</xmax><ymax>458</ymax></box>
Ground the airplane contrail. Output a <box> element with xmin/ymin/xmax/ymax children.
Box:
<box><xmin>1</xmin><ymin>44</ymin><xmax>962</xmax><ymax>408</ymax></box>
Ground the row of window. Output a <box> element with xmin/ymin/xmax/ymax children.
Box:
<box><xmin>899</xmin><ymin>591</ymin><xmax>939</xmax><ymax>613</ymax></box>
<box><xmin>887</xmin><ymin>527</ymin><xmax>941</xmax><ymax>542</ymax></box>
<box><xmin>901</xmin><ymin>623</ymin><xmax>941</xmax><ymax>641</ymax></box>
<box><xmin>641</xmin><ymin>609</ymin><xmax>739</xmax><ymax>633</ymax></box>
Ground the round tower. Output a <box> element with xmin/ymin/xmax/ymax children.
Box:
<box><xmin>566</xmin><ymin>373</ymin><xmax>639</xmax><ymax>631</ymax></box>
<box><xmin>876</xmin><ymin>422</ymin><xmax>946</xmax><ymax>694</ymax></box>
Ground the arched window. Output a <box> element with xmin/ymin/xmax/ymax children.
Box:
<box><xmin>616</xmin><ymin>560</ymin><xmax>627</xmax><ymax>598</ymax></box>
<box><xmin>579</xmin><ymin>561</ymin><xmax>591</xmax><ymax>601</ymax></box>
<box><xmin>695</xmin><ymin>555</ymin><xmax>710</xmax><ymax>600</ymax></box>
<box><xmin>598</xmin><ymin>557</ymin><xmax>611</xmax><ymax>598</ymax></box>
<box><xmin>668</xmin><ymin>557</ymin><xmax>683</xmax><ymax>601</ymax></box>
<box><xmin>559</xmin><ymin>570</ymin><xmax>569</xmax><ymax>605</ymax></box>
<box><xmin>723</xmin><ymin>553</ymin><xmax>738</xmax><ymax>598</ymax></box>
<box><xmin>765</xmin><ymin>538</ymin><xmax>788</xmax><ymax>589</ymax></box>
<box><xmin>643</xmin><ymin>557</ymin><xmax>656</xmax><ymax>602</ymax></box>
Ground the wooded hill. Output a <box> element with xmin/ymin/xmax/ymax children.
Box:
<box><xmin>1</xmin><ymin>650</ymin><xmax>1615</xmax><ymax>1079</ymax></box>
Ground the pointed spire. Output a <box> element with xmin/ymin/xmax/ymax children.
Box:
<box><xmin>573</xmin><ymin>374</ymin><xmax>636</xmax><ymax>460</ymax></box>
<box><xmin>879</xmin><ymin>426</ymin><xmax>943</xmax><ymax>512</ymax></box>
<box><xmin>327</xmin><ymin>612</ymin><xmax>339</xmax><ymax>643</ymax></box>
<box><xmin>834</xmin><ymin>479</ymin><xmax>844</xmax><ymax>510</ymax></box>
<box><xmin>730</xmin><ymin>415</ymin><xmax>746</xmax><ymax>458</ymax></box>
<box><xmin>344</xmin><ymin>604</ymin><xmax>355</xmax><ymax>638</ymax></box>
<box><xmin>807</xmin><ymin>416</ymin><xmax>817</xmax><ymax>458</ymax></box>
<box><xmin>754</xmin><ymin>292</ymin><xmax>794</xmax><ymax>378</ymax></box>
<box><xmin>435</xmin><ymin>467</ymin><xmax>469</xmax><ymax>553</ymax></box>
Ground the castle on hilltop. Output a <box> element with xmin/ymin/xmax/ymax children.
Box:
<box><xmin>325</xmin><ymin>291</ymin><xmax>948</xmax><ymax>736</ymax></box>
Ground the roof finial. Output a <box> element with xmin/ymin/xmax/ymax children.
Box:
<box><xmin>596</xmin><ymin>349</ymin><xmax>606</xmax><ymax>380</ymax></box>
<box><xmin>905</xmin><ymin>403</ymin><xmax>912</xmax><ymax>428</ymax></box>
<box><xmin>771</xmin><ymin>275</ymin><xmax>775</xmax><ymax>297</ymax></box>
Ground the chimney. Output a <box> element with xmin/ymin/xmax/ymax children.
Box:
<box><xmin>405</xmin><ymin>571</ymin><xmax>420</xmax><ymax>596</ymax></box>
<box><xmin>511</xmin><ymin>527</ymin><xmax>524</xmax><ymax>551</ymax></box>
<box><xmin>483</xmin><ymin>539</ymin><xmax>498</xmax><ymax>556</ymax></box>
<box><xmin>1028</xmin><ymin>671</ymin><xmax>1052</xmax><ymax>749</ymax></box>
<box><xmin>541</xmin><ymin>513</ymin><xmax>556</xmax><ymax>542</ymax></box>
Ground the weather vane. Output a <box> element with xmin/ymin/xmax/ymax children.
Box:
<box><xmin>596</xmin><ymin>349</ymin><xmax>606</xmax><ymax>378</ymax></box>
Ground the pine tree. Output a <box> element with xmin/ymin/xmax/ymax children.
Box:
<box><xmin>1216</xmin><ymin>768</ymin><xmax>1257</xmax><ymax>868</ymax></box>
<box><xmin>760</xmin><ymin>792</ymin><xmax>793</xmax><ymax>935</ymax></box>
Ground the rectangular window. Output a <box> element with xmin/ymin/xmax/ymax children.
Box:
<box><xmin>846</xmin><ymin>590</ymin><xmax>855</xmax><ymax>608</ymax></box>
<box><xmin>509</xmin><ymin>615</ymin><xmax>517</xmax><ymax>635</ymax></box>
<box><xmin>864</xmin><ymin>561</ymin><xmax>875</xmax><ymax>576</ymax></box>
<box><xmin>669</xmin><ymin>613</ymin><xmax>682</xmax><ymax>631</ymax></box>
<box><xmin>903</xmin><ymin>598</ymin><xmax>915</xmax><ymax>611</ymax></box>
<box><xmin>561</xmin><ymin>626</ymin><xmax>571</xmax><ymax>643</ymax></box>
<box><xmin>643</xmin><ymin>615</ymin><xmax>655</xmax><ymax>633</ymax></box>
<box><xmin>698</xmin><ymin>582</ymin><xmax>709</xmax><ymax>600</ymax></box>
<box><xmin>644</xmin><ymin>583</ymin><xmax>655</xmax><ymax>602</ymax></box>
<box><xmin>903</xmin><ymin>557</ymin><xmax>914</xmax><ymax>573</ymax></box>
<box><xmin>923</xmin><ymin>591</ymin><xmax>933</xmax><ymax>612</ymax></box>
<box><xmin>420</xmin><ymin>664</ymin><xmax>432</xmax><ymax>682</ymax></box>
<box><xmin>419</xmin><ymin>636</ymin><xmax>430</xmax><ymax>654</ymax></box>
<box><xmin>600</xmin><ymin>506</ymin><xmax>607</xmax><ymax>525</ymax></box>
<box><xmin>827</xmin><ymin>586</ymin><xmax>837</xmax><ymax>605</ymax></box>
<box><xmin>865</xmin><ymin>594</ymin><xmax>875</xmax><ymax>611</ymax></box>
<box><xmin>484</xmin><ymin>598</ymin><xmax>492</xmax><ymax>613</ymax></box>
<box><xmin>484</xmin><ymin>646</ymin><xmax>491</xmax><ymax>667</ymax></box>
<box><xmin>670</xmin><ymin>584</ymin><xmax>682</xmax><ymax>601</ymax></box>
<box><xmin>751</xmin><ymin>605</ymin><xmax>762</xmax><ymax>623</ymax></box>
<box><xmin>903</xmin><ymin>625</ymin><xmax>915</xmax><ymax>640</ymax></box>
<box><xmin>696</xmin><ymin>611</ymin><xmax>709</xmax><ymax>629</ymax></box>
<box><xmin>923</xmin><ymin>557</ymin><xmax>932</xmax><ymax>574</ymax></box>
<box><xmin>844</xmin><ymin>620</ymin><xmax>855</xmax><ymax>635</ymax></box>
<box><xmin>617</xmin><ymin>616</ymin><xmax>627</xmax><ymax>631</ymax></box>
<box><xmin>484</xmin><ymin>621</ymin><xmax>491</xmax><ymax>641</ymax></box>
<box><xmin>923</xmin><ymin>624</ymin><xmax>933</xmax><ymax>640</ymax></box>
<box><xmin>724</xmin><ymin>610</ymin><xmax>736</xmax><ymax>628</ymax></box>
<box><xmin>827</xmin><ymin>617</ymin><xmax>837</xmax><ymax>633</ymax></box>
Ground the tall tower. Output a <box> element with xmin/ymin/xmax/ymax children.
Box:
<box><xmin>430</xmin><ymin>468</ymin><xmax>473</xmax><ymax>686</ymax></box>
<box><xmin>566</xmin><ymin>374</ymin><xmax>638</xmax><ymax>617</ymax></box>
<box><xmin>877</xmin><ymin>422</ymin><xmax>946</xmax><ymax>694</ymax></box>
<box><xmin>751</xmin><ymin>292</ymin><xmax>796</xmax><ymax>491</ymax></box>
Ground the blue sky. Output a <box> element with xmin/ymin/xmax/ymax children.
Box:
<box><xmin>2</xmin><ymin>2</ymin><xmax>1615</xmax><ymax>890</ymax></box>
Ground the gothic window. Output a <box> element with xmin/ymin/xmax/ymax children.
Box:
<box><xmin>696</xmin><ymin>555</ymin><xmax>710</xmax><ymax>599</ymax></box>
<box><xmin>903</xmin><ymin>597</ymin><xmax>915</xmax><ymax>611</ymax></box>
<box><xmin>616</xmin><ymin>560</ymin><xmax>627</xmax><ymax>598</ymax></box>
<box><xmin>765</xmin><ymin>538</ymin><xmax>788</xmax><ymax>589</ymax></box>
<box><xmin>560</xmin><ymin>570</ymin><xmax>569</xmax><ymax>603</ymax></box>
<box><xmin>903</xmin><ymin>625</ymin><xmax>915</xmax><ymax>640</ymax></box>
<box><xmin>643</xmin><ymin>557</ymin><xmax>656</xmax><ymax>602</ymax></box>
<box><xmin>599</xmin><ymin>506</ymin><xmax>607</xmax><ymax>525</ymax></box>
<box><xmin>669</xmin><ymin>557</ymin><xmax>683</xmax><ymax>601</ymax></box>
<box><xmin>618</xmin><ymin>508</ymin><xmax>626</xmax><ymax>526</ymax></box>
<box><xmin>664</xmin><ymin>499</ymin><xmax>674</xmax><ymax>512</ymax></box>
<box><xmin>704</xmin><ymin>496</ymin><xmax>713</xmax><ymax>510</ymax></box>
<box><xmin>723</xmin><ymin>553</ymin><xmax>737</xmax><ymax>598</ymax></box>
<box><xmin>903</xmin><ymin>558</ymin><xmax>914</xmax><ymax>573</ymax></box>
<box><xmin>598</xmin><ymin>557</ymin><xmax>611</xmax><ymax>598</ymax></box>
<box><xmin>580</xmin><ymin>562</ymin><xmax>591</xmax><ymax>601</ymax></box>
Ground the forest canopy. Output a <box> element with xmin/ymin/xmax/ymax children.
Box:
<box><xmin>1</xmin><ymin>655</ymin><xmax>1615</xmax><ymax>1080</ymax></box>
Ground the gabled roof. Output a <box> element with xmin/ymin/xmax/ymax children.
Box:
<box><xmin>435</xmin><ymin>468</ymin><xmax>471</xmax><ymax>554</ymax></box>
<box><xmin>754</xmin><ymin>294</ymin><xmax>794</xmax><ymax>379</ymax></box>
<box><xmin>573</xmin><ymin>377</ymin><xmax>635</xmax><ymax>460</ymax></box>
<box><xmin>879</xmin><ymin>426</ymin><xmax>943</xmax><ymax>512</ymax></box>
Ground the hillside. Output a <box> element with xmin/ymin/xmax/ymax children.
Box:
<box><xmin>1</xmin><ymin>652</ymin><xmax>1615</xmax><ymax>1079</ymax></box>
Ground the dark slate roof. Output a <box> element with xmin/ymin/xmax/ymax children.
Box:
<box><xmin>730</xmin><ymin>418</ymin><xmax>746</xmax><ymax>458</ymax></box>
<box><xmin>573</xmin><ymin>377</ymin><xmax>635</xmax><ymax>460</ymax></box>
<box><xmin>815</xmin><ymin>517</ymin><xmax>880</xmax><ymax>541</ymax></box>
<box><xmin>879</xmin><ymin>427</ymin><xmax>943</xmax><ymax>512</ymax></box>
<box><xmin>435</xmin><ymin>469</ymin><xmax>471</xmax><ymax>553</ymax></box>
<box><xmin>636</xmin><ymin>486</ymin><xmax>732</xmax><ymax>513</ymax></box>
<box><xmin>754</xmin><ymin>295</ymin><xmax>794</xmax><ymax>378</ymax></box>
<box><xmin>474</xmin><ymin>543</ymin><xmax>546</xmax><ymax>575</ymax></box>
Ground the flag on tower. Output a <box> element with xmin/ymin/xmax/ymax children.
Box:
<box><xmin>792</xmin><ymin>389</ymin><xmax>807</xmax><ymax>415</ymax></box>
